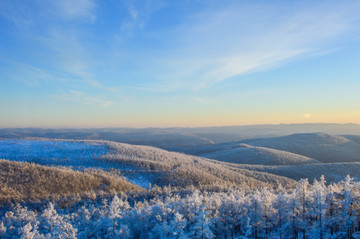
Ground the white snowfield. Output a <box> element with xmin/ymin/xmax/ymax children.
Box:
<box><xmin>0</xmin><ymin>139</ymin><xmax>108</xmax><ymax>169</ymax></box>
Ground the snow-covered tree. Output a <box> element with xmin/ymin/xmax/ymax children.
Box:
<box><xmin>149</xmin><ymin>214</ymin><xmax>171</xmax><ymax>239</ymax></box>
<box><xmin>169</xmin><ymin>212</ymin><xmax>188</xmax><ymax>239</ymax></box>
<box><xmin>296</xmin><ymin>178</ymin><xmax>310</xmax><ymax>239</ymax></box>
<box><xmin>0</xmin><ymin>222</ymin><xmax>6</xmax><ymax>236</ymax></box>
<box><xmin>273</xmin><ymin>190</ymin><xmax>290</xmax><ymax>239</ymax></box>
<box><xmin>40</xmin><ymin>203</ymin><xmax>77</xmax><ymax>239</ymax></box>
<box><xmin>340</xmin><ymin>175</ymin><xmax>357</xmax><ymax>238</ymax></box>
<box><xmin>309</xmin><ymin>176</ymin><xmax>328</xmax><ymax>239</ymax></box>
<box><xmin>1</xmin><ymin>175</ymin><xmax>360</xmax><ymax>239</ymax></box>
<box><xmin>19</xmin><ymin>222</ymin><xmax>42</xmax><ymax>239</ymax></box>
<box><xmin>188</xmin><ymin>206</ymin><xmax>213</xmax><ymax>239</ymax></box>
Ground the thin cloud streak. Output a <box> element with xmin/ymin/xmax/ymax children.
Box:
<box><xmin>137</xmin><ymin>1</ymin><xmax>360</xmax><ymax>91</ymax></box>
<box><xmin>54</xmin><ymin>90</ymin><xmax>114</xmax><ymax>107</ymax></box>
<box><xmin>49</xmin><ymin>0</ymin><xmax>97</xmax><ymax>21</ymax></box>
<box><xmin>121</xmin><ymin>0</ymin><xmax>165</xmax><ymax>35</ymax></box>
<box><xmin>0</xmin><ymin>0</ymin><xmax>97</xmax><ymax>27</ymax></box>
<box><xmin>1</xmin><ymin>26</ymin><xmax>118</xmax><ymax>93</ymax></box>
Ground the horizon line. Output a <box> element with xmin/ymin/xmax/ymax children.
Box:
<box><xmin>0</xmin><ymin>122</ymin><xmax>359</xmax><ymax>130</ymax></box>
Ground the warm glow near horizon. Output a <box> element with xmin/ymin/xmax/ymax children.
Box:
<box><xmin>1</xmin><ymin>0</ymin><xmax>360</xmax><ymax>128</ymax></box>
<box><xmin>2</xmin><ymin>110</ymin><xmax>359</xmax><ymax>129</ymax></box>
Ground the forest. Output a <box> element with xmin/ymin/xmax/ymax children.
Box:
<box><xmin>1</xmin><ymin>175</ymin><xmax>360</xmax><ymax>239</ymax></box>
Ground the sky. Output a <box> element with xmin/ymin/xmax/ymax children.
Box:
<box><xmin>0</xmin><ymin>0</ymin><xmax>360</xmax><ymax>128</ymax></box>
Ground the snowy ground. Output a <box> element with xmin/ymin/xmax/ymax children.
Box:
<box><xmin>0</xmin><ymin>139</ymin><xmax>151</xmax><ymax>188</ymax></box>
<box><xmin>0</xmin><ymin>139</ymin><xmax>108</xmax><ymax>168</ymax></box>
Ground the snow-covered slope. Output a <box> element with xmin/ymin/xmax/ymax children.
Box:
<box><xmin>101</xmin><ymin>141</ymin><xmax>295</xmax><ymax>189</ymax></box>
<box><xmin>242</xmin><ymin>133</ymin><xmax>360</xmax><ymax>163</ymax></box>
<box><xmin>0</xmin><ymin>159</ymin><xmax>141</xmax><ymax>202</ymax></box>
<box><xmin>0</xmin><ymin>139</ymin><xmax>295</xmax><ymax>191</ymax></box>
<box><xmin>0</xmin><ymin>139</ymin><xmax>108</xmax><ymax>168</ymax></box>
<box><xmin>199</xmin><ymin>143</ymin><xmax>319</xmax><ymax>165</ymax></box>
<box><xmin>235</xmin><ymin>162</ymin><xmax>360</xmax><ymax>183</ymax></box>
<box><xmin>343</xmin><ymin>135</ymin><xmax>360</xmax><ymax>145</ymax></box>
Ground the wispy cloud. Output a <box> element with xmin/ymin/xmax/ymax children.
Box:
<box><xmin>190</xmin><ymin>97</ymin><xmax>215</xmax><ymax>104</ymax></box>
<box><xmin>120</xmin><ymin>0</ymin><xmax>165</xmax><ymax>34</ymax></box>
<box><xmin>0</xmin><ymin>0</ymin><xmax>115</xmax><ymax>93</ymax></box>
<box><xmin>4</xmin><ymin>63</ymin><xmax>53</xmax><ymax>87</ymax></box>
<box><xmin>132</xmin><ymin>1</ymin><xmax>360</xmax><ymax>91</ymax></box>
<box><xmin>0</xmin><ymin>0</ymin><xmax>96</xmax><ymax>27</ymax></box>
<box><xmin>49</xmin><ymin>0</ymin><xmax>96</xmax><ymax>21</ymax></box>
<box><xmin>55</xmin><ymin>90</ymin><xmax>114</xmax><ymax>107</ymax></box>
<box><xmin>37</xmin><ymin>30</ymin><xmax>117</xmax><ymax>92</ymax></box>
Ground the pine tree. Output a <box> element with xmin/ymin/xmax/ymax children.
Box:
<box><xmin>118</xmin><ymin>224</ymin><xmax>131</xmax><ymax>238</ymax></box>
<box><xmin>109</xmin><ymin>195</ymin><xmax>121</xmax><ymax>236</ymax></box>
<box><xmin>0</xmin><ymin>222</ymin><xmax>6</xmax><ymax>237</ymax></box>
<box><xmin>188</xmin><ymin>206</ymin><xmax>214</xmax><ymax>239</ymax></box>
<box><xmin>296</xmin><ymin>178</ymin><xmax>310</xmax><ymax>239</ymax></box>
<box><xmin>41</xmin><ymin>202</ymin><xmax>77</xmax><ymax>239</ymax></box>
<box><xmin>108</xmin><ymin>195</ymin><xmax>130</xmax><ymax>236</ymax></box>
<box><xmin>20</xmin><ymin>222</ymin><xmax>42</xmax><ymax>239</ymax></box>
<box><xmin>309</xmin><ymin>176</ymin><xmax>328</xmax><ymax>239</ymax></box>
<box><xmin>149</xmin><ymin>214</ymin><xmax>171</xmax><ymax>239</ymax></box>
<box><xmin>169</xmin><ymin>212</ymin><xmax>188</xmax><ymax>239</ymax></box>
<box><xmin>273</xmin><ymin>190</ymin><xmax>289</xmax><ymax>239</ymax></box>
<box><xmin>341</xmin><ymin>175</ymin><xmax>356</xmax><ymax>238</ymax></box>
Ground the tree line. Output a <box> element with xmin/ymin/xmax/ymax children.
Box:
<box><xmin>1</xmin><ymin>175</ymin><xmax>360</xmax><ymax>238</ymax></box>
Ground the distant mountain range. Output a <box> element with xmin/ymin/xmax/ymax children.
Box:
<box><xmin>1</xmin><ymin>123</ymin><xmax>360</xmax><ymax>148</ymax></box>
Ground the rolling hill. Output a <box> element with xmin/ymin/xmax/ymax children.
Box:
<box><xmin>234</xmin><ymin>162</ymin><xmax>360</xmax><ymax>183</ymax></box>
<box><xmin>1</xmin><ymin>132</ymin><xmax>360</xmax><ymax>204</ymax></box>
<box><xmin>2</xmin><ymin>123</ymin><xmax>360</xmax><ymax>148</ymax></box>
<box><xmin>0</xmin><ymin>159</ymin><xmax>141</xmax><ymax>203</ymax></box>
<box><xmin>93</xmin><ymin>140</ymin><xmax>296</xmax><ymax>189</ymax></box>
<box><xmin>242</xmin><ymin>133</ymin><xmax>360</xmax><ymax>163</ymax></box>
<box><xmin>199</xmin><ymin>143</ymin><xmax>319</xmax><ymax>165</ymax></box>
<box><xmin>182</xmin><ymin>133</ymin><xmax>360</xmax><ymax>165</ymax></box>
<box><xmin>0</xmin><ymin>139</ymin><xmax>296</xmax><ymax>196</ymax></box>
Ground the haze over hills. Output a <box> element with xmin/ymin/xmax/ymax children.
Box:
<box><xmin>343</xmin><ymin>135</ymin><xmax>360</xmax><ymax>145</ymax></box>
<box><xmin>1</xmin><ymin>123</ymin><xmax>360</xmax><ymax>149</ymax></box>
<box><xmin>234</xmin><ymin>162</ymin><xmax>360</xmax><ymax>183</ymax></box>
<box><xmin>200</xmin><ymin>143</ymin><xmax>320</xmax><ymax>165</ymax></box>
<box><xmin>242</xmin><ymin>133</ymin><xmax>360</xmax><ymax>163</ymax></box>
<box><xmin>182</xmin><ymin>132</ymin><xmax>360</xmax><ymax>164</ymax></box>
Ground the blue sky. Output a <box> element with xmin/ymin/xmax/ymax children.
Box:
<box><xmin>1</xmin><ymin>0</ymin><xmax>360</xmax><ymax>127</ymax></box>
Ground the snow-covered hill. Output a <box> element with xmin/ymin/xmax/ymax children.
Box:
<box><xmin>0</xmin><ymin>139</ymin><xmax>295</xmax><ymax>193</ymax></box>
<box><xmin>0</xmin><ymin>159</ymin><xmax>140</xmax><ymax>202</ymax></box>
<box><xmin>242</xmin><ymin>133</ymin><xmax>360</xmax><ymax>163</ymax></box>
<box><xmin>235</xmin><ymin>162</ymin><xmax>360</xmax><ymax>183</ymax></box>
<box><xmin>182</xmin><ymin>133</ymin><xmax>360</xmax><ymax>165</ymax></box>
<box><xmin>98</xmin><ymin>140</ymin><xmax>295</xmax><ymax>189</ymax></box>
<box><xmin>2</xmin><ymin>134</ymin><xmax>360</xmax><ymax>204</ymax></box>
<box><xmin>0</xmin><ymin>139</ymin><xmax>108</xmax><ymax>168</ymax></box>
<box><xmin>199</xmin><ymin>143</ymin><xmax>319</xmax><ymax>165</ymax></box>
